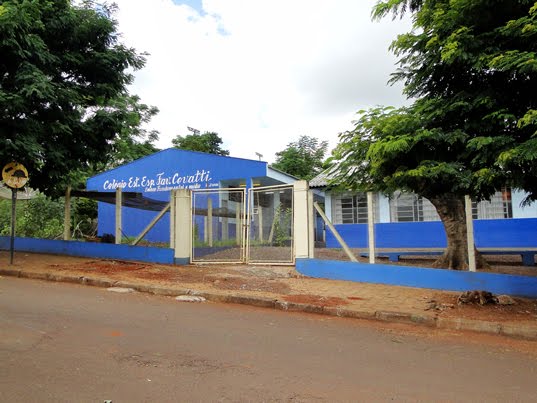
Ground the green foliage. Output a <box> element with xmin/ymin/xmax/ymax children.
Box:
<box><xmin>0</xmin><ymin>194</ymin><xmax>63</xmax><ymax>238</ymax></box>
<box><xmin>271</xmin><ymin>135</ymin><xmax>328</xmax><ymax>180</ymax></box>
<box><xmin>172</xmin><ymin>131</ymin><xmax>229</xmax><ymax>156</ymax></box>
<box><xmin>272</xmin><ymin>206</ymin><xmax>292</xmax><ymax>247</ymax></box>
<box><xmin>332</xmin><ymin>0</ymin><xmax>537</xmax><ymax>269</ymax></box>
<box><xmin>332</xmin><ymin>0</ymin><xmax>537</xmax><ymax>204</ymax></box>
<box><xmin>0</xmin><ymin>197</ymin><xmax>21</xmax><ymax>235</ymax></box>
<box><xmin>102</xmin><ymin>95</ymin><xmax>160</xmax><ymax>168</ymax></box>
<box><xmin>71</xmin><ymin>197</ymin><xmax>97</xmax><ymax>238</ymax></box>
<box><xmin>66</xmin><ymin>94</ymin><xmax>161</xmax><ymax>192</ymax></box>
<box><xmin>0</xmin><ymin>192</ymin><xmax>97</xmax><ymax>239</ymax></box>
<box><xmin>0</xmin><ymin>0</ymin><xmax>155</xmax><ymax>197</ymax></box>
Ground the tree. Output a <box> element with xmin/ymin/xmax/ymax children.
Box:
<box><xmin>172</xmin><ymin>131</ymin><xmax>229</xmax><ymax>156</ymax></box>
<box><xmin>0</xmin><ymin>192</ymin><xmax>97</xmax><ymax>239</ymax></box>
<box><xmin>0</xmin><ymin>0</ymin><xmax>152</xmax><ymax>197</ymax></box>
<box><xmin>271</xmin><ymin>135</ymin><xmax>328</xmax><ymax>180</ymax></box>
<box><xmin>104</xmin><ymin>95</ymin><xmax>160</xmax><ymax>168</ymax></box>
<box><xmin>66</xmin><ymin>94</ymin><xmax>161</xmax><ymax>187</ymax></box>
<box><xmin>331</xmin><ymin>0</ymin><xmax>537</xmax><ymax>270</ymax></box>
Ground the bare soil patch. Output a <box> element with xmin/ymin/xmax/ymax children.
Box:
<box><xmin>210</xmin><ymin>276</ymin><xmax>290</xmax><ymax>294</ymax></box>
<box><xmin>194</xmin><ymin>246</ymin><xmax>293</xmax><ymax>263</ymax></box>
<box><xmin>42</xmin><ymin>257</ymin><xmax>293</xmax><ymax>294</ymax></box>
<box><xmin>51</xmin><ymin>260</ymin><xmax>150</xmax><ymax>275</ymax></box>
<box><xmin>284</xmin><ymin>294</ymin><xmax>349</xmax><ymax>307</ymax></box>
<box><xmin>429</xmin><ymin>292</ymin><xmax>537</xmax><ymax>322</ymax></box>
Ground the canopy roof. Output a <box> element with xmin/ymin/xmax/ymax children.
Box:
<box><xmin>72</xmin><ymin>190</ymin><xmax>168</xmax><ymax>212</ymax></box>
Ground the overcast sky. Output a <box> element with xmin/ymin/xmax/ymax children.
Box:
<box><xmin>113</xmin><ymin>0</ymin><xmax>412</xmax><ymax>163</ymax></box>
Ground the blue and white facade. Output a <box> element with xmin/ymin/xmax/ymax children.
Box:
<box><xmin>310</xmin><ymin>172</ymin><xmax>537</xmax><ymax>249</ymax></box>
<box><xmin>87</xmin><ymin>148</ymin><xmax>296</xmax><ymax>242</ymax></box>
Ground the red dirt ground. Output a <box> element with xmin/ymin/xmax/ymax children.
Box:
<box><xmin>3</xmin><ymin>251</ymin><xmax>537</xmax><ymax>325</ymax></box>
<box><xmin>284</xmin><ymin>294</ymin><xmax>350</xmax><ymax>307</ymax></box>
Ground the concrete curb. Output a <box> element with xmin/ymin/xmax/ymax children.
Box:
<box><xmin>2</xmin><ymin>268</ymin><xmax>536</xmax><ymax>341</ymax></box>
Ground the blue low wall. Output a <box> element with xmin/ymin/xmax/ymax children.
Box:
<box><xmin>296</xmin><ymin>259</ymin><xmax>537</xmax><ymax>298</ymax></box>
<box><xmin>0</xmin><ymin>237</ymin><xmax>174</xmax><ymax>264</ymax></box>
<box><xmin>326</xmin><ymin>218</ymin><xmax>537</xmax><ymax>249</ymax></box>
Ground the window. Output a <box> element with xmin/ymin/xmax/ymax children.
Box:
<box><xmin>389</xmin><ymin>192</ymin><xmax>439</xmax><ymax>222</ymax></box>
<box><xmin>389</xmin><ymin>188</ymin><xmax>513</xmax><ymax>222</ymax></box>
<box><xmin>472</xmin><ymin>187</ymin><xmax>513</xmax><ymax>219</ymax></box>
<box><xmin>332</xmin><ymin>193</ymin><xmax>373</xmax><ymax>224</ymax></box>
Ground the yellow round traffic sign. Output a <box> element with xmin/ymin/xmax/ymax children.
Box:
<box><xmin>2</xmin><ymin>162</ymin><xmax>29</xmax><ymax>189</ymax></box>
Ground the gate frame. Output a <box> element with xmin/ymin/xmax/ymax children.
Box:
<box><xmin>190</xmin><ymin>187</ymin><xmax>247</xmax><ymax>264</ymax></box>
<box><xmin>246</xmin><ymin>183</ymin><xmax>296</xmax><ymax>265</ymax></box>
<box><xmin>175</xmin><ymin>180</ymin><xmax>312</xmax><ymax>265</ymax></box>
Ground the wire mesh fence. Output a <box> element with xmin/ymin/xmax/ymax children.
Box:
<box><xmin>191</xmin><ymin>188</ymin><xmax>246</xmax><ymax>263</ymax></box>
<box><xmin>247</xmin><ymin>185</ymin><xmax>294</xmax><ymax>264</ymax></box>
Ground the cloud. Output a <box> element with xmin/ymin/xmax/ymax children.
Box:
<box><xmin>113</xmin><ymin>0</ymin><xmax>412</xmax><ymax>162</ymax></box>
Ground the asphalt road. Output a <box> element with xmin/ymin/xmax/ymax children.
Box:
<box><xmin>1</xmin><ymin>277</ymin><xmax>536</xmax><ymax>402</ymax></box>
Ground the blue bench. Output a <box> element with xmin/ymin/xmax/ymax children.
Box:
<box><xmin>361</xmin><ymin>248</ymin><xmax>537</xmax><ymax>266</ymax></box>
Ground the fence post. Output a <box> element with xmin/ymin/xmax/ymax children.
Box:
<box><xmin>115</xmin><ymin>188</ymin><xmax>122</xmax><ymax>244</ymax></box>
<box><xmin>367</xmin><ymin>191</ymin><xmax>375</xmax><ymax>264</ymax></box>
<box><xmin>63</xmin><ymin>186</ymin><xmax>71</xmax><ymax>241</ymax></box>
<box><xmin>207</xmin><ymin>197</ymin><xmax>213</xmax><ymax>247</ymax></box>
<box><xmin>465</xmin><ymin>195</ymin><xmax>476</xmax><ymax>272</ymax></box>
<box><xmin>236</xmin><ymin>204</ymin><xmax>241</xmax><ymax>246</ymax></box>
<box><xmin>174</xmin><ymin>189</ymin><xmax>192</xmax><ymax>265</ymax></box>
<box><xmin>222</xmin><ymin>199</ymin><xmax>229</xmax><ymax>241</ymax></box>
<box><xmin>169</xmin><ymin>190</ymin><xmax>176</xmax><ymax>249</ymax></box>
<box><xmin>308</xmin><ymin>190</ymin><xmax>315</xmax><ymax>258</ymax></box>
<box><xmin>293</xmin><ymin>180</ymin><xmax>312</xmax><ymax>259</ymax></box>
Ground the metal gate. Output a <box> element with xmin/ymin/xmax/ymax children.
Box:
<box><xmin>191</xmin><ymin>188</ymin><xmax>246</xmax><ymax>263</ymax></box>
<box><xmin>191</xmin><ymin>184</ymin><xmax>294</xmax><ymax>264</ymax></box>
<box><xmin>247</xmin><ymin>184</ymin><xmax>294</xmax><ymax>264</ymax></box>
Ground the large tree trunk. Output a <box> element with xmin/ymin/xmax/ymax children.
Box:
<box><xmin>428</xmin><ymin>194</ymin><xmax>489</xmax><ymax>270</ymax></box>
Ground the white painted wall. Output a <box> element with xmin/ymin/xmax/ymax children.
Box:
<box><xmin>324</xmin><ymin>191</ymin><xmax>333</xmax><ymax>222</ymax></box>
<box><xmin>378</xmin><ymin>194</ymin><xmax>391</xmax><ymax>223</ymax></box>
<box><xmin>266</xmin><ymin>167</ymin><xmax>297</xmax><ymax>184</ymax></box>
<box><xmin>511</xmin><ymin>189</ymin><xmax>537</xmax><ymax>218</ymax></box>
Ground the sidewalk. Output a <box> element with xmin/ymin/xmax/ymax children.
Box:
<box><xmin>1</xmin><ymin>251</ymin><xmax>537</xmax><ymax>340</ymax></box>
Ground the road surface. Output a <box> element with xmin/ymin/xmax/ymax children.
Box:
<box><xmin>1</xmin><ymin>277</ymin><xmax>536</xmax><ymax>402</ymax></box>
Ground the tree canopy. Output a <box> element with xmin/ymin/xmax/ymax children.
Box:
<box><xmin>331</xmin><ymin>0</ymin><xmax>537</xmax><ymax>269</ymax></box>
<box><xmin>172</xmin><ymin>131</ymin><xmax>229</xmax><ymax>156</ymax></box>
<box><xmin>0</xmin><ymin>0</ymin><xmax>154</xmax><ymax>197</ymax></box>
<box><xmin>93</xmin><ymin>94</ymin><xmax>160</xmax><ymax>169</ymax></box>
<box><xmin>271</xmin><ymin>135</ymin><xmax>328</xmax><ymax>180</ymax></box>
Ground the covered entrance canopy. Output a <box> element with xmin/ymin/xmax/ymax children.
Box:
<box><xmin>71</xmin><ymin>190</ymin><xmax>168</xmax><ymax>211</ymax></box>
<box><xmin>85</xmin><ymin>148</ymin><xmax>296</xmax><ymax>243</ymax></box>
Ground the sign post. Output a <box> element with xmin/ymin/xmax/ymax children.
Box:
<box><xmin>10</xmin><ymin>189</ymin><xmax>17</xmax><ymax>264</ymax></box>
<box><xmin>2</xmin><ymin>162</ymin><xmax>29</xmax><ymax>265</ymax></box>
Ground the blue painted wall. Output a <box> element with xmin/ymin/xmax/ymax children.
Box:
<box><xmin>296</xmin><ymin>259</ymin><xmax>537</xmax><ymax>298</ymax></box>
<box><xmin>0</xmin><ymin>237</ymin><xmax>174</xmax><ymax>264</ymax></box>
<box><xmin>326</xmin><ymin>218</ymin><xmax>537</xmax><ymax>248</ymax></box>
<box><xmin>87</xmin><ymin>148</ymin><xmax>267</xmax><ymax>242</ymax></box>
<box><xmin>87</xmin><ymin>148</ymin><xmax>267</xmax><ymax>193</ymax></box>
<box><xmin>98</xmin><ymin>203</ymin><xmax>172</xmax><ymax>243</ymax></box>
